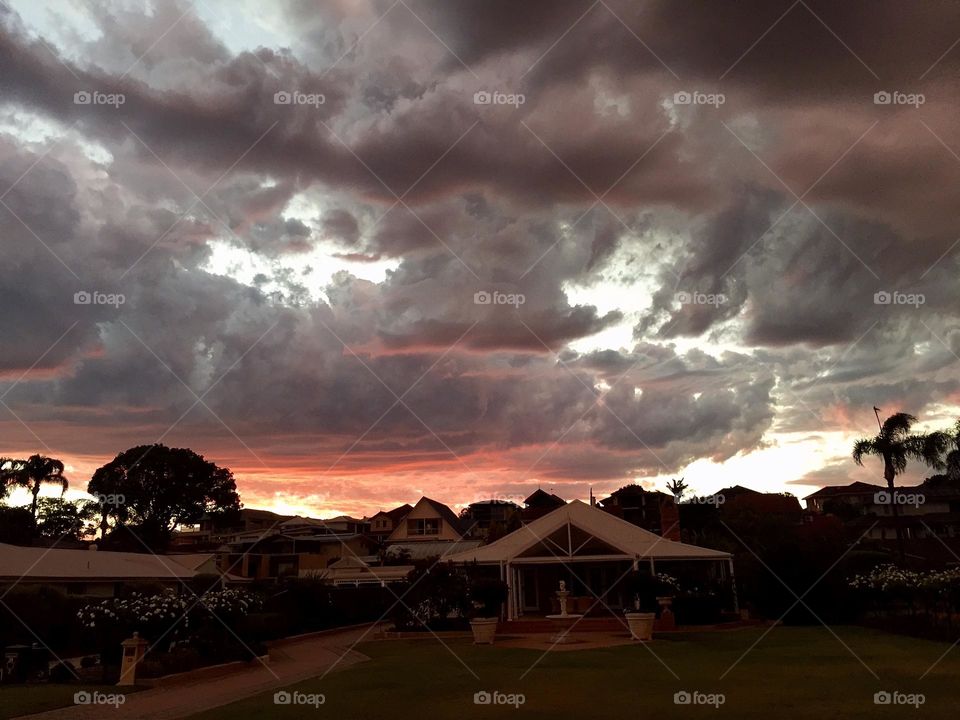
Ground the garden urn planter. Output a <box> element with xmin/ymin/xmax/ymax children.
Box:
<box><xmin>625</xmin><ymin>612</ymin><xmax>656</xmax><ymax>641</ymax></box>
<box><xmin>470</xmin><ymin>617</ymin><xmax>498</xmax><ymax>644</ymax></box>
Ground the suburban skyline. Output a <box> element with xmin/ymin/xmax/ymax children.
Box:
<box><xmin>3</xmin><ymin>0</ymin><xmax>960</xmax><ymax>519</ymax></box>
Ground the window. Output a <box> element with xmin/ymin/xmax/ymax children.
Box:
<box><xmin>408</xmin><ymin>518</ymin><xmax>440</xmax><ymax>536</ymax></box>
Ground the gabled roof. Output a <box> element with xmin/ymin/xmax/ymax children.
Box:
<box><xmin>386</xmin><ymin>540</ymin><xmax>482</xmax><ymax>561</ymax></box>
<box><xmin>370</xmin><ymin>504</ymin><xmax>414</xmax><ymax>522</ymax></box>
<box><xmin>0</xmin><ymin>543</ymin><xmax>197</xmax><ymax>581</ymax></box>
<box><xmin>420</xmin><ymin>496</ymin><xmax>466</xmax><ymax>536</ymax></box>
<box><xmin>167</xmin><ymin>553</ymin><xmax>216</xmax><ymax>571</ymax></box>
<box><xmin>444</xmin><ymin>500</ymin><xmax>730</xmax><ymax>563</ymax></box>
<box><xmin>804</xmin><ymin>481</ymin><xmax>885</xmax><ymax>500</ymax></box>
<box><xmin>524</xmin><ymin>489</ymin><xmax>566</xmax><ymax>507</ymax></box>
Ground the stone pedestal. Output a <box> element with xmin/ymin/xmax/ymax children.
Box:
<box><xmin>118</xmin><ymin>633</ymin><xmax>147</xmax><ymax>686</ymax></box>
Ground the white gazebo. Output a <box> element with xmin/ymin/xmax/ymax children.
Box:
<box><xmin>444</xmin><ymin>500</ymin><xmax>735</xmax><ymax>620</ymax></box>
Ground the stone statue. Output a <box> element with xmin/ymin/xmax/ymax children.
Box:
<box><xmin>559</xmin><ymin>580</ymin><xmax>566</xmax><ymax>592</ymax></box>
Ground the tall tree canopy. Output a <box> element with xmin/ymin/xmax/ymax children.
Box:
<box><xmin>88</xmin><ymin>444</ymin><xmax>240</xmax><ymax>550</ymax></box>
<box><xmin>36</xmin><ymin>497</ymin><xmax>98</xmax><ymax>541</ymax></box>
<box><xmin>852</xmin><ymin>411</ymin><xmax>947</xmax><ymax>559</ymax></box>
<box><xmin>0</xmin><ymin>454</ymin><xmax>69</xmax><ymax>518</ymax></box>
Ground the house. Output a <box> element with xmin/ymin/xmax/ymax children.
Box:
<box><xmin>278</xmin><ymin>515</ymin><xmax>368</xmax><ymax>536</ymax></box>
<box><xmin>0</xmin><ymin>543</ymin><xmax>197</xmax><ymax>597</ymax></box>
<box><xmin>368</xmin><ymin>504</ymin><xmax>414</xmax><ymax>542</ymax></box>
<box><xmin>219</xmin><ymin>531</ymin><xmax>376</xmax><ymax>581</ymax></box>
<box><xmin>803</xmin><ymin>482</ymin><xmax>885</xmax><ymax>514</ymax></box>
<box><xmin>383</xmin><ymin>497</ymin><xmax>482</xmax><ymax>561</ymax></box>
<box><xmin>598</xmin><ymin>484</ymin><xmax>680</xmax><ymax>539</ymax></box>
<box><xmin>715</xmin><ymin>485</ymin><xmax>802</xmax><ymax>519</ymax></box>
<box><xmin>460</xmin><ymin>500</ymin><xmax>521</xmax><ymax>539</ymax></box>
<box><xmin>521</xmin><ymin>489</ymin><xmax>566</xmax><ymax>522</ymax></box>
<box><xmin>804</xmin><ymin>481</ymin><xmax>960</xmax><ymax>543</ymax></box>
<box><xmin>171</xmin><ymin>508</ymin><xmax>296</xmax><ymax>550</ymax></box>
<box><xmin>308</xmin><ymin>556</ymin><xmax>415</xmax><ymax>587</ymax></box>
<box><xmin>386</xmin><ymin>497</ymin><xmax>465</xmax><ymax>543</ymax></box>
<box><xmin>444</xmin><ymin>500</ymin><xmax>734</xmax><ymax>620</ymax></box>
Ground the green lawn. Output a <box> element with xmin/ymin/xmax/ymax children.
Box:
<box><xmin>0</xmin><ymin>684</ymin><xmax>140</xmax><ymax>720</ymax></box>
<box><xmin>189</xmin><ymin>627</ymin><xmax>959</xmax><ymax>720</ymax></box>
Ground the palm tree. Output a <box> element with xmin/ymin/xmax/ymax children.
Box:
<box><xmin>666</xmin><ymin>477</ymin><xmax>688</xmax><ymax>502</ymax></box>
<box><xmin>943</xmin><ymin>419</ymin><xmax>960</xmax><ymax>482</ymax></box>
<box><xmin>852</xmin><ymin>412</ymin><xmax>948</xmax><ymax>560</ymax></box>
<box><xmin>0</xmin><ymin>455</ymin><xmax>69</xmax><ymax>519</ymax></box>
<box><xmin>0</xmin><ymin>457</ymin><xmax>13</xmax><ymax>502</ymax></box>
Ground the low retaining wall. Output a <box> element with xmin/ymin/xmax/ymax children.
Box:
<box><xmin>143</xmin><ymin>656</ymin><xmax>270</xmax><ymax>687</ymax></box>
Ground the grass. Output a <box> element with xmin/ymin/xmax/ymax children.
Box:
<box><xmin>0</xmin><ymin>684</ymin><xmax>140</xmax><ymax>719</ymax></box>
<box><xmin>187</xmin><ymin>626</ymin><xmax>960</xmax><ymax>719</ymax></box>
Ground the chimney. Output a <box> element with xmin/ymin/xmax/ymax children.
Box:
<box><xmin>659</xmin><ymin>497</ymin><xmax>681</xmax><ymax>541</ymax></box>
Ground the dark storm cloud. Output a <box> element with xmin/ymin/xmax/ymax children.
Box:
<box><xmin>1</xmin><ymin>0</ymin><xmax>960</xmax><ymax>501</ymax></box>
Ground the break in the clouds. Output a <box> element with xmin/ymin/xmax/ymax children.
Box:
<box><xmin>1</xmin><ymin>0</ymin><xmax>959</xmax><ymax>516</ymax></box>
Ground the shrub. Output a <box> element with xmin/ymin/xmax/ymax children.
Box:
<box><xmin>469</xmin><ymin>577</ymin><xmax>508</xmax><ymax>618</ymax></box>
<box><xmin>392</xmin><ymin>562</ymin><xmax>470</xmax><ymax>631</ymax></box>
<box><xmin>623</xmin><ymin>572</ymin><xmax>658</xmax><ymax>612</ymax></box>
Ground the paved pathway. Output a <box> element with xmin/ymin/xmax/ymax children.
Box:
<box><xmin>16</xmin><ymin>626</ymin><xmax>374</xmax><ymax>720</ymax></box>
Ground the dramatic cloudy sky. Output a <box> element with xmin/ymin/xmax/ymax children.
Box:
<box><xmin>2</xmin><ymin>0</ymin><xmax>959</xmax><ymax>518</ymax></box>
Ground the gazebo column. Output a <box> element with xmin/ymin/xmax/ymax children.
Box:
<box><xmin>728</xmin><ymin>558</ymin><xmax>739</xmax><ymax>613</ymax></box>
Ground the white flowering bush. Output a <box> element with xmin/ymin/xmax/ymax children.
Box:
<box><xmin>78</xmin><ymin>591</ymin><xmax>190</xmax><ymax>641</ymax></box>
<box><xmin>194</xmin><ymin>588</ymin><xmax>262</xmax><ymax>620</ymax></box>
<box><xmin>78</xmin><ymin>588</ymin><xmax>263</xmax><ymax>654</ymax></box>
<box><xmin>655</xmin><ymin>573</ymin><xmax>681</xmax><ymax>594</ymax></box>
<box><xmin>848</xmin><ymin>565</ymin><xmax>960</xmax><ymax>616</ymax></box>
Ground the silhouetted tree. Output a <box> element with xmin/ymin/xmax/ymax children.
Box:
<box><xmin>0</xmin><ymin>454</ymin><xmax>69</xmax><ymax>518</ymax></box>
<box><xmin>88</xmin><ymin>444</ymin><xmax>240</xmax><ymax>551</ymax></box>
<box><xmin>853</xmin><ymin>411</ymin><xmax>947</xmax><ymax>560</ymax></box>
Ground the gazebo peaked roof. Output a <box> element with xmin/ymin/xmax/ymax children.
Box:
<box><xmin>444</xmin><ymin>500</ymin><xmax>731</xmax><ymax>564</ymax></box>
